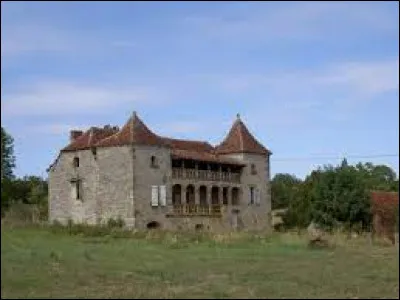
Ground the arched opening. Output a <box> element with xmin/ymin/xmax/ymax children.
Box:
<box><xmin>211</xmin><ymin>186</ymin><xmax>220</xmax><ymax>214</ymax></box>
<box><xmin>199</xmin><ymin>186</ymin><xmax>207</xmax><ymax>206</ymax></box>
<box><xmin>211</xmin><ymin>186</ymin><xmax>219</xmax><ymax>205</ymax></box>
<box><xmin>147</xmin><ymin>221</ymin><xmax>161</xmax><ymax>229</ymax></box>
<box><xmin>222</xmin><ymin>187</ymin><xmax>228</xmax><ymax>205</ymax></box>
<box><xmin>195</xmin><ymin>224</ymin><xmax>204</xmax><ymax>231</ymax></box>
<box><xmin>172</xmin><ymin>184</ymin><xmax>182</xmax><ymax>206</ymax></box>
<box><xmin>186</xmin><ymin>185</ymin><xmax>195</xmax><ymax>213</ymax></box>
<box><xmin>186</xmin><ymin>185</ymin><xmax>195</xmax><ymax>205</ymax></box>
<box><xmin>232</xmin><ymin>187</ymin><xmax>240</xmax><ymax>205</ymax></box>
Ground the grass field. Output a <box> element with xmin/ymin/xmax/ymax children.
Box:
<box><xmin>1</xmin><ymin>226</ymin><xmax>399</xmax><ymax>299</ymax></box>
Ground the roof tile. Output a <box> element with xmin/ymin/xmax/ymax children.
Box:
<box><xmin>215</xmin><ymin>115</ymin><xmax>270</xmax><ymax>155</ymax></box>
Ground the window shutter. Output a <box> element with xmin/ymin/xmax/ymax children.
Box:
<box><xmin>71</xmin><ymin>183</ymin><xmax>77</xmax><ymax>200</ymax></box>
<box><xmin>151</xmin><ymin>186</ymin><xmax>159</xmax><ymax>207</ymax></box>
<box><xmin>159</xmin><ymin>185</ymin><xmax>166</xmax><ymax>206</ymax></box>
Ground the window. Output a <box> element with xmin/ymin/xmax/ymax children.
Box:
<box><xmin>150</xmin><ymin>156</ymin><xmax>158</xmax><ymax>168</ymax></box>
<box><xmin>255</xmin><ymin>188</ymin><xmax>260</xmax><ymax>206</ymax></box>
<box><xmin>250</xmin><ymin>186</ymin><xmax>255</xmax><ymax>205</ymax></box>
<box><xmin>251</xmin><ymin>164</ymin><xmax>257</xmax><ymax>175</ymax></box>
<box><xmin>151</xmin><ymin>186</ymin><xmax>159</xmax><ymax>207</ymax></box>
<box><xmin>91</xmin><ymin>147</ymin><xmax>97</xmax><ymax>159</ymax></box>
<box><xmin>151</xmin><ymin>185</ymin><xmax>167</xmax><ymax>207</ymax></box>
<box><xmin>73</xmin><ymin>157</ymin><xmax>79</xmax><ymax>168</ymax></box>
<box><xmin>71</xmin><ymin>179</ymin><xmax>82</xmax><ymax>201</ymax></box>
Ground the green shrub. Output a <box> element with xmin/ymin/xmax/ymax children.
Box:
<box><xmin>107</xmin><ymin>217</ymin><xmax>125</xmax><ymax>229</ymax></box>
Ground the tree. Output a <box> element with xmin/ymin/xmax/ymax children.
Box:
<box><xmin>271</xmin><ymin>173</ymin><xmax>302</xmax><ymax>209</ymax></box>
<box><xmin>281</xmin><ymin>159</ymin><xmax>379</xmax><ymax>232</ymax></box>
<box><xmin>1</xmin><ymin>127</ymin><xmax>16</xmax><ymax>212</ymax></box>
<box><xmin>355</xmin><ymin>162</ymin><xmax>398</xmax><ymax>191</ymax></box>
<box><xmin>1</xmin><ymin>127</ymin><xmax>15</xmax><ymax>180</ymax></box>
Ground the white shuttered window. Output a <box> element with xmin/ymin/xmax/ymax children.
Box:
<box><xmin>151</xmin><ymin>186</ymin><xmax>159</xmax><ymax>206</ymax></box>
<box><xmin>159</xmin><ymin>185</ymin><xmax>166</xmax><ymax>206</ymax></box>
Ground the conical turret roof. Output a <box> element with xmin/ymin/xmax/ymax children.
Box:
<box><xmin>96</xmin><ymin>112</ymin><xmax>166</xmax><ymax>147</ymax></box>
<box><xmin>215</xmin><ymin>114</ymin><xmax>270</xmax><ymax>155</ymax></box>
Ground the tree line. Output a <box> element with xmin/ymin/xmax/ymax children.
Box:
<box><xmin>1</xmin><ymin>127</ymin><xmax>48</xmax><ymax>218</ymax></box>
<box><xmin>1</xmin><ymin>125</ymin><xmax>399</xmax><ymax>230</ymax></box>
<box><xmin>272</xmin><ymin>159</ymin><xmax>399</xmax><ymax>231</ymax></box>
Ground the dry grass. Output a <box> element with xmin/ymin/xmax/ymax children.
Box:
<box><xmin>1</xmin><ymin>225</ymin><xmax>398</xmax><ymax>299</ymax></box>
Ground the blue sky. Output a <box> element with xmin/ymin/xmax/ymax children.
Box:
<box><xmin>1</xmin><ymin>1</ymin><xmax>399</xmax><ymax>180</ymax></box>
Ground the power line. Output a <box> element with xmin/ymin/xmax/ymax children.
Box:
<box><xmin>272</xmin><ymin>154</ymin><xmax>399</xmax><ymax>162</ymax></box>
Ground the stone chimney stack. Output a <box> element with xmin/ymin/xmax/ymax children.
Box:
<box><xmin>70</xmin><ymin>130</ymin><xmax>83</xmax><ymax>142</ymax></box>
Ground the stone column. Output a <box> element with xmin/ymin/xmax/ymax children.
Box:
<box><xmin>227</xmin><ymin>186</ymin><xmax>232</xmax><ymax>205</ymax></box>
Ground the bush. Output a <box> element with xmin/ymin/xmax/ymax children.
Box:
<box><xmin>107</xmin><ymin>217</ymin><xmax>125</xmax><ymax>229</ymax></box>
<box><xmin>2</xmin><ymin>202</ymin><xmax>44</xmax><ymax>225</ymax></box>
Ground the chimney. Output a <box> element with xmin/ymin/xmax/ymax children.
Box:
<box><xmin>70</xmin><ymin>130</ymin><xmax>83</xmax><ymax>142</ymax></box>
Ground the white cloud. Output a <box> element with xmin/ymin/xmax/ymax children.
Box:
<box><xmin>314</xmin><ymin>59</ymin><xmax>400</xmax><ymax>97</ymax></box>
<box><xmin>1</xmin><ymin>24</ymin><xmax>79</xmax><ymax>57</ymax></box>
<box><xmin>183</xmin><ymin>2</ymin><xmax>398</xmax><ymax>42</ymax></box>
<box><xmin>217</xmin><ymin>58</ymin><xmax>399</xmax><ymax>99</ymax></box>
<box><xmin>30</xmin><ymin>123</ymin><xmax>93</xmax><ymax>135</ymax></box>
<box><xmin>1</xmin><ymin>80</ymin><xmax>160</xmax><ymax>117</ymax></box>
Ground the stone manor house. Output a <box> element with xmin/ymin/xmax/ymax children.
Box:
<box><xmin>48</xmin><ymin>112</ymin><xmax>272</xmax><ymax>231</ymax></box>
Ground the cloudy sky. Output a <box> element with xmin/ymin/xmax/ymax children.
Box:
<box><xmin>1</xmin><ymin>1</ymin><xmax>399</xmax><ymax>179</ymax></box>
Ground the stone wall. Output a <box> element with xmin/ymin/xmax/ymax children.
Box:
<box><xmin>49</xmin><ymin>144</ymin><xmax>271</xmax><ymax>232</ymax></box>
<box><xmin>217</xmin><ymin>153</ymin><xmax>272</xmax><ymax>232</ymax></box>
<box><xmin>95</xmin><ymin>146</ymin><xmax>134</xmax><ymax>227</ymax></box>
<box><xmin>48</xmin><ymin>149</ymin><xmax>98</xmax><ymax>224</ymax></box>
<box><xmin>48</xmin><ymin>146</ymin><xmax>134</xmax><ymax>227</ymax></box>
<box><xmin>132</xmin><ymin>145</ymin><xmax>171</xmax><ymax>229</ymax></box>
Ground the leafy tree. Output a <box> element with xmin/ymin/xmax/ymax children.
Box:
<box><xmin>1</xmin><ymin>127</ymin><xmax>15</xmax><ymax>180</ymax></box>
<box><xmin>1</xmin><ymin>127</ymin><xmax>16</xmax><ymax>212</ymax></box>
<box><xmin>271</xmin><ymin>173</ymin><xmax>302</xmax><ymax>209</ymax></box>
<box><xmin>280</xmin><ymin>159</ymin><xmax>390</xmax><ymax>232</ymax></box>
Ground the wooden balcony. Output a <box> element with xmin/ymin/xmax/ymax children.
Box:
<box><xmin>172</xmin><ymin>168</ymin><xmax>240</xmax><ymax>183</ymax></box>
<box><xmin>166</xmin><ymin>204</ymin><xmax>222</xmax><ymax>218</ymax></box>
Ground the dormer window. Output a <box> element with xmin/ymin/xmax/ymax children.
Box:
<box><xmin>150</xmin><ymin>156</ymin><xmax>158</xmax><ymax>168</ymax></box>
<box><xmin>73</xmin><ymin>157</ymin><xmax>80</xmax><ymax>168</ymax></box>
<box><xmin>251</xmin><ymin>164</ymin><xmax>257</xmax><ymax>175</ymax></box>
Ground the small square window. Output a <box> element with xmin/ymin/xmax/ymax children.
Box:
<box><xmin>73</xmin><ymin>157</ymin><xmax>80</xmax><ymax>168</ymax></box>
<box><xmin>251</xmin><ymin>164</ymin><xmax>257</xmax><ymax>175</ymax></box>
<box><xmin>150</xmin><ymin>156</ymin><xmax>159</xmax><ymax>168</ymax></box>
<box><xmin>250</xmin><ymin>186</ymin><xmax>255</xmax><ymax>205</ymax></box>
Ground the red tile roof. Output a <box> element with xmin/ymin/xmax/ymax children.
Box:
<box><xmin>215</xmin><ymin>115</ymin><xmax>270</xmax><ymax>155</ymax></box>
<box><xmin>62</xmin><ymin>127</ymin><xmax>118</xmax><ymax>152</ymax></box>
<box><xmin>60</xmin><ymin>113</ymin><xmax>269</xmax><ymax>165</ymax></box>
<box><xmin>96</xmin><ymin>112</ymin><xmax>167</xmax><ymax>148</ymax></box>
<box><xmin>162</xmin><ymin>137</ymin><xmax>214</xmax><ymax>152</ymax></box>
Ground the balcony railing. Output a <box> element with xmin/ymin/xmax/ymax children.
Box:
<box><xmin>172</xmin><ymin>168</ymin><xmax>240</xmax><ymax>183</ymax></box>
<box><xmin>166</xmin><ymin>204</ymin><xmax>222</xmax><ymax>217</ymax></box>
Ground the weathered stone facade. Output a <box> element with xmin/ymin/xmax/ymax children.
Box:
<box><xmin>48</xmin><ymin>113</ymin><xmax>272</xmax><ymax>232</ymax></box>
